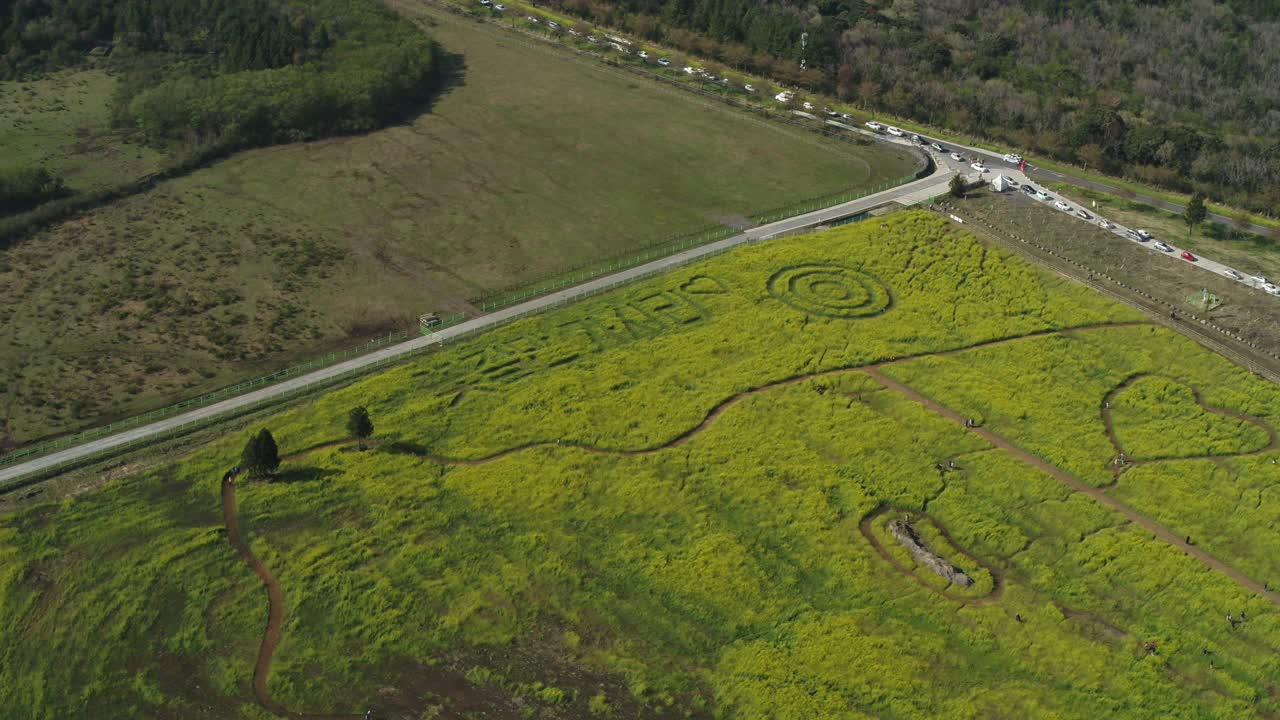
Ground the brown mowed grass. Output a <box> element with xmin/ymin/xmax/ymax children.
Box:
<box><xmin>0</xmin><ymin>5</ymin><xmax>916</xmax><ymax>447</ymax></box>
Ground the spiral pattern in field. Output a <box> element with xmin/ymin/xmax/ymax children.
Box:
<box><xmin>767</xmin><ymin>264</ymin><xmax>892</xmax><ymax>318</ymax></box>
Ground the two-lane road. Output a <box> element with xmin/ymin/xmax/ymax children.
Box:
<box><xmin>0</xmin><ymin>168</ymin><xmax>955</xmax><ymax>489</ymax></box>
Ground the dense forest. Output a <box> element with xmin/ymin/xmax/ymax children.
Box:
<box><xmin>1</xmin><ymin>0</ymin><xmax>439</xmax><ymax>173</ymax></box>
<box><xmin>550</xmin><ymin>0</ymin><xmax>1280</xmax><ymax>214</ymax></box>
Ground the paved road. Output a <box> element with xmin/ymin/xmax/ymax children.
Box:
<box><xmin>828</xmin><ymin>119</ymin><xmax>1280</xmax><ymax>301</ymax></box>
<box><xmin>0</xmin><ymin>169</ymin><xmax>953</xmax><ymax>488</ymax></box>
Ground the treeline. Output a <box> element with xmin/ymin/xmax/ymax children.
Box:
<box><xmin>0</xmin><ymin>0</ymin><xmax>325</xmax><ymax>78</ymax></box>
<box><xmin>0</xmin><ymin>0</ymin><xmax>440</xmax><ymax>218</ymax></box>
<box><xmin>552</xmin><ymin>0</ymin><xmax>1280</xmax><ymax>214</ymax></box>
<box><xmin>117</xmin><ymin>0</ymin><xmax>439</xmax><ymax>148</ymax></box>
<box><xmin>0</xmin><ymin>167</ymin><xmax>66</xmax><ymax>215</ymax></box>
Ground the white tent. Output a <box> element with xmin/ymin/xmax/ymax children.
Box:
<box><xmin>991</xmin><ymin>175</ymin><xmax>1013</xmax><ymax>192</ymax></box>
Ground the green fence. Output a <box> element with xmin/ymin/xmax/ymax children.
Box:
<box><xmin>0</xmin><ymin>330</ymin><xmax>420</xmax><ymax>469</ymax></box>
<box><xmin>0</xmin><ymin>168</ymin><xmax>922</xmax><ymax>478</ymax></box>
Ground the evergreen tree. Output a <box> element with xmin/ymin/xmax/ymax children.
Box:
<box><xmin>1184</xmin><ymin>191</ymin><xmax>1207</xmax><ymax>238</ymax></box>
<box><xmin>949</xmin><ymin>174</ymin><xmax>966</xmax><ymax>198</ymax></box>
<box><xmin>240</xmin><ymin>428</ymin><xmax>280</xmax><ymax>479</ymax></box>
<box><xmin>346</xmin><ymin>406</ymin><xmax>374</xmax><ymax>449</ymax></box>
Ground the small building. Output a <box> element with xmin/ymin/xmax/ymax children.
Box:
<box><xmin>991</xmin><ymin>175</ymin><xmax>1013</xmax><ymax>192</ymax></box>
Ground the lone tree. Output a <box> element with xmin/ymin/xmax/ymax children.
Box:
<box><xmin>240</xmin><ymin>428</ymin><xmax>280</xmax><ymax>479</ymax></box>
<box><xmin>347</xmin><ymin>406</ymin><xmax>374</xmax><ymax>449</ymax></box>
<box><xmin>1184</xmin><ymin>191</ymin><xmax>1207</xmax><ymax>239</ymax></box>
<box><xmin>949</xmin><ymin>174</ymin><xmax>966</xmax><ymax>198</ymax></box>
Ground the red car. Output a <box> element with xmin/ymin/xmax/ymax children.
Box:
<box><xmin>1181</xmin><ymin>251</ymin><xmax>1197</xmax><ymax>262</ymax></box>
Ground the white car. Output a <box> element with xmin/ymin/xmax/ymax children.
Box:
<box><xmin>825</xmin><ymin>108</ymin><xmax>839</xmax><ymax>116</ymax></box>
<box><xmin>931</xmin><ymin>142</ymin><xmax>944</xmax><ymax>152</ymax></box>
<box><xmin>567</xmin><ymin>29</ymin><xmax>579</xmax><ymax>35</ymax></box>
<box><xmin>657</xmin><ymin>57</ymin><xmax>670</xmax><ymax>66</ymax></box>
<box><xmin>1154</xmin><ymin>241</ymin><xmax>1173</xmax><ymax>252</ymax></box>
<box><xmin>683</xmin><ymin>66</ymin><xmax>696</xmax><ymax>75</ymax></box>
<box><xmin>1225</xmin><ymin>269</ymin><xmax>1243</xmax><ymax>281</ymax></box>
<box><xmin>887</xmin><ymin>126</ymin><xmax>905</xmax><ymax>137</ymax></box>
<box><xmin>865</xmin><ymin>121</ymin><xmax>883</xmax><ymax>131</ymax></box>
<box><xmin>479</xmin><ymin>0</ymin><xmax>489</xmax><ymax>4</ymax></box>
<box><xmin>1265</xmin><ymin>283</ymin><xmax>1280</xmax><ymax>296</ymax></box>
<box><xmin>802</xmin><ymin>101</ymin><xmax>814</xmax><ymax>110</ymax></box>
<box><xmin>950</xmin><ymin>152</ymin><xmax>964</xmax><ymax>162</ymax></box>
<box><xmin>971</xmin><ymin>162</ymin><xmax>988</xmax><ymax>173</ymax></box>
<box><xmin>493</xmin><ymin>3</ymin><xmax>505</xmax><ymax>8</ymax></box>
<box><xmin>743</xmin><ymin>83</ymin><xmax>755</xmax><ymax>92</ymax></box>
<box><xmin>1136</xmin><ymin>229</ymin><xmax>1153</xmax><ymax>241</ymax></box>
<box><xmin>1098</xmin><ymin>220</ymin><xmax>1112</xmax><ymax>229</ymax></box>
<box><xmin>910</xmin><ymin>134</ymin><xmax>922</xmax><ymax>143</ymax></box>
<box><xmin>1034</xmin><ymin>191</ymin><xmax>1051</xmax><ymax>201</ymax></box>
<box><xmin>547</xmin><ymin>20</ymin><xmax>560</xmax><ymax>29</ymax></box>
<box><xmin>526</xmin><ymin>15</ymin><xmax>540</xmax><ymax>22</ymax></box>
<box><xmin>840</xmin><ymin>113</ymin><xmax>852</xmax><ymax>120</ymax></box>
<box><xmin>637</xmin><ymin>50</ymin><xmax>649</xmax><ymax>59</ymax></box>
<box><xmin>1003</xmin><ymin>153</ymin><xmax>1023</xmax><ymax>164</ymax></box>
<box><xmin>586</xmin><ymin>35</ymin><xmax>598</xmax><ymax>42</ymax></box>
<box><xmin>1054</xmin><ymin>201</ymin><xmax>1072</xmax><ymax>212</ymax></box>
<box><xmin>775</xmin><ymin>91</ymin><xmax>794</xmax><ymax>102</ymax></box>
<box><xmin>1077</xmin><ymin>209</ymin><xmax>1092</xmax><ymax>220</ymax></box>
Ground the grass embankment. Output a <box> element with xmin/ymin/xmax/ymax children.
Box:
<box><xmin>1046</xmin><ymin>182</ymin><xmax>1280</xmax><ymax>278</ymax></box>
<box><xmin>0</xmin><ymin>4</ymin><xmax>917</xmax><ymax>448</ymax></box>
<box><xmin>3</xmin><ymin>212</ymin><xmax>1278</xmax><ymax>719</ymax></box>
<box><xmin>951</xmin><ymin>190</ymin><xmax>1280</xmax><ymax>357</ymax></box>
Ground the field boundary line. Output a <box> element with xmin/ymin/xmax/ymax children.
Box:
<box><xmin>0</xmin><ymin>171</ymin><xmax>947</xmax><ymax>491</ymax></box>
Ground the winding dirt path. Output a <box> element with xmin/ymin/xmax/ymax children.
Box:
<box><xmin>862</xmin><ymin>367</ymin><xmax>1280</xmax><ymax>607</ymax></box>
<box><xmin>222</xmin><ymin>477</ymin><xmax>362</xmax><ymax>720</ymax></box>
<box><xmin>224</xmin><ymin>320</ymin><xmax>1277</xmax><ymax>716</ymax></box>
<box><xmin>858</xmin><ymin>505</ymin><xmax>1005</xmax><ymax>605</ymax></box>
<box><xmin>1100</xmin><ymin>373</ymin><xmax>1279</xmax><ymax>468</ymax></box>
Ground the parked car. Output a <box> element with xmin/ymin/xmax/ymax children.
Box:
<box><xmin>683</xmin><ymin>66</ymin><xmax>696</xmax><ymax>74</ymax></box>
<box><xmin>479</xmin><ymin>0</ymin><xmax>489</xmax><ymax>5</ymax></box>
<box><xmin>743</xmin><ymin>83</ymin><xmax>755</xmax><ymax>91</ymax></box>
<box><xmin>494</xmin><ymin>2</ymin><xmax>505</xmax><ymax>8</ymax></box>
<box><xmin>802</xmin><ymin>101</ymin><xmax>815</xmax><ymax>110</ymax></box>
<box><xmin>886</xmin><ymin>126</ymin><xmax>905</xmax><ymax>136</ymax></box>
<box><xmin>932</xmin><ymin>142</ymin><xmax>945</xmax><ymax>152</ymax></box>
<box><xmin>637</xmin><ymin>50</ymin><xmax>649</xmax><ymax>59</ymax></box>
<box><xmin>586</xmin><ymin>35</ymin><xmax>598</xmax><ymax>42</ymax></box>
<box><xmin>1054</xmin><ymin>201</ymin><xmax>1073</xmax><ymax>212</ymax></box>
<box><xmin>1225</xmin><ymin>269</ymin><xmax>1244</xmax><ymax>281</ymax></box>
<box><xmin>825</xmin><ymin>108</ymin><xmax>839</xmax><ymax>116</ymax></box>
<box><xmin>910</xmin><ymin>134</ymin><xmax>922</xmax><ymax>143</ymax></box>
<box><xmin>1003</xmin><ymin>153</ymin><xmax>1023</xmax><ymax>164</ymax></box>
<box><xmin>1154</xmin><ymin>241</ymin><xmax>1173</xmax><ymax>252</ymax></box>
<box><xmin>525</xmin><ymin>15</ymin><xmax>539</xmax><ymax>22</ymax></box>
<box><xmin>1034</xmin><ymin>191</ymin><xmax>1051</xmax><ymax>201</ymax></box>
<box><xmin>1181</xmin><ymin>250</ymin><xmax>1197</xmax><ymax>261</ymax></box>
<box><xmin>657</xmin><ymin>57</ymin><xmax>670</xmax><ymax>66</ymax></box>
<box><xmin>865</xmin><ymin>121</ymin><xmax>883</xmax><ymax>131</ymax></box>
<box><xmin>1077</xmin><ymin>209</ymin><xmax>1092</xmax><ymax>220</ymax></box>
<box><xmin>840</xmin><ymin>113</ymin><xmax>852</xmax><ymax>120</ymax></box>
<box><xmin>1265</xmin><ymin>283</ymin><xmax>1280</xmax><ymax>296</ymax></box>
<box><xmin>1021</xmin><ymin>185</ymin><xmax>1036</xmax><ymax>195</ymax></box>
<box><xmin>547</xmin><ymin>20</ymin><xmax>560</xmax><ymax>29</ymax></box>
<box><xmin>1136</xmin><ymin>229</ymin><xmax>1153</xmax><ymax>240</ymax></box>
<box><xmin>1098</xmin><ymin>219</ymin><xmax>1112</xmax><ymax>229</ymax></box>
<box><xmin>971</xmin><ymin>162</ymin><xmax>988</xmax><ymax>173</ymax></box>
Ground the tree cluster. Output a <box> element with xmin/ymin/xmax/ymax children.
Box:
<box><xmin>0</xmin><ymin>167</ymin><xmax>65</xmax><ymax>216</ymax></box>
<box><xmin>555</xmin><ymin>0</ymin><xmax>1280</xmax><ymax>215</ymax></box>
<box><xmin>3</xmin><ymin>0</ymin><xmax>441</xmax><ymax>160</ymax></box>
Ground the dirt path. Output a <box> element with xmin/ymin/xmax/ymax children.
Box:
<box><xmin>858</xmin><ymin>505</ymin><xmax>1004</xmax><ymax>605</ymax></box>
<box><xmin>862</xmin><ymin>367</ymin><xmax>1279</xmax><ymax>607</ymax></box>
<box><xmin>1100</xmin><ymin>373</ymin><xmax>1279</xmax><ymax>467</ymax></box>
<box><xmin>412</xmin><ymin>320</ymin><xmax>1152</xmax><ymax>466</ymax></box>
<box><xmin>221</xmin><ymin>477</ymin><xmax>363</xmax><ymax>720</ymax></box>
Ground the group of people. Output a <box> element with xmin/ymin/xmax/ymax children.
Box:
<box><xmin>935</xmin><ymin>459</ymin><xmax>960</xmax><ymax>476</ymax></box>
<box><xmin>220</xmin><ymin>465</ymin><xmax>241</xmax><ymax>484</ymax></box>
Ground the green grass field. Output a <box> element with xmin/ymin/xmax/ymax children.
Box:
<box><xmin>3</xmin><ymin>211</ymin><xmax>1278</xmax><ymax>719</ymax></box>
<box><xmin>0</xmin><ymin>5</ymin><xmax>917</xmax><ymax>448</ymax></box>
<box><xmin>0</xmin><ymin>68</ymin><xmax>166</xmax><ymax>192</ymax></box>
